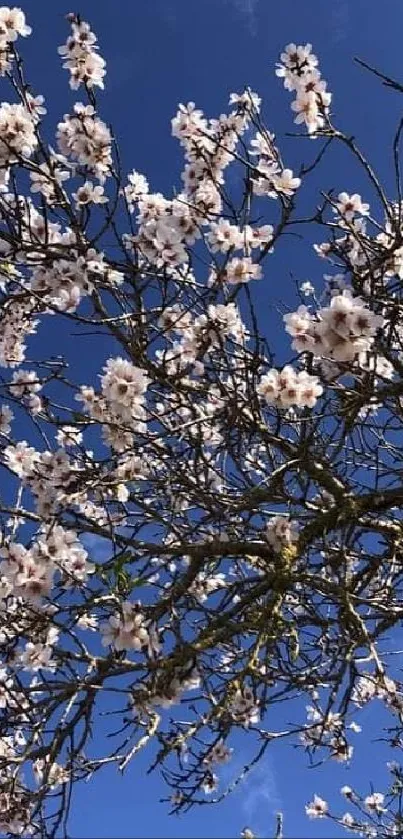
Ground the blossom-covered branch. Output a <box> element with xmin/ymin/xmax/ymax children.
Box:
<box><xmin>0</xmin><ymin>8</ymin><xmax>402</xmax><ymax>837</ymax></box>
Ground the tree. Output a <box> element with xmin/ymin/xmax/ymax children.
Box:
<box><xmin>0</xmin><ymin>8</ymin><xmax>402</xmax><ymax>837</ymax></box>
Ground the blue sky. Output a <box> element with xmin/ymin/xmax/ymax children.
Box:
<box><xmin>11</xmin><ymin>0</ymin><xmax>403</xmax><ymax>836</ymax></box>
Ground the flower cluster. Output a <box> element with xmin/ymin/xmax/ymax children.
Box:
<box><xmin>100</xmin><ymin>356</ymin><xmax>149</xmax><ymax>421</ymax></box>
<box><xmin>0</xmin><ymin>525</ymin><xmax>93</xmax><ymax>605</ymax></box>
<box><xmin>0</xmin><ymin>6</ymin><xmax>31</xmax><ymax>75</ymax></box>
<box><xmin>73</xmin><ymin>180</ymin><xmax>107</xmax><ymax>206</ymax></box>
<box><xmin>221</xmin><ymin>256</ymin><xmax>262</xmax><ymax>285</ymax></box>
<box><xmin>131</xmin><ymin>193</ymin><xmax>196</xmax><ymax>268</ymax></box>
<box><xmin>207</xmin><ymin>219</ymin><xmax>273</xmax><ymax>254</ymax></box>
<box><xmin>0</xmin><ymin>296</ymin><xmax>39</xmax><ymax>368</ymax></box>
<box><xmin>257</xmin><ymin>365</ymin><xmax>323</xmax><ymax>408</ymax></box>
<box><xmin>171</xmin><ymin>89</ymin><xmax>262</xmax><ymax>224</ymax></box>
<box><xmin>284</xmin><ymin>292</ymin><xmax>384</xmax><ymax>364</ymax></box>
<box><xmin>101</xmin><ymin>602</ymin><xmax>157</xmax><ymax>653</ymax></box>
<box><xmin>123</xmin><ymin>169</ymin><xmax>149</xmax><ymax>208</ymax></box>
<box><xmin>58</xmin><ymin>15</ymin><xmax>106</xmax><ymax>90</ymax></box>
<box><xmin>10</xmin><ymin>370</ymin><xmax>42</xmax><ymax>414</ymax></box>
<box><xmin>30</xmin><ymin>159</ymin><xmax>70</xmax><ymax>205</ymax></box>
<box><xmin>228</xmin><ymin>687</ymin><xmax>260</xmax><ymax>726</ymax></box>
<box><xmin>334</xmin><ymin>191</ymin><xmax>370</xmax><ymax>223</ymax></box>
<box><xmin>306</xmin><ymin>794</ymin><xmax>329</xmax><ymax>819</ymax></box>
<box><xmin>276</xmin><ymin>43</ymin><xmax>331</xmax><ymax>134</ymax></box>
<box><xmin>57</xmin><ymin>103</ymin><xmax>112</xmax><ymax>180</ymax></box>
<box><xmin>249</xmin><ymin>127</ymin><xmax>301</xmax><ymax>199</ymax></box>
<box><xmin>0</xmin><ymin>102</ymin><xmax>37</xmax><ymax>166</ymax></box>
<box><xmin>189</xmin><ymin>570</ymin><xmax>226</xmax><ymax>602</ymax></box>
<box><xmin>33</xmin><ymin>758</ymin><xmax>70</xmax><ymax>790</ymax></box>
<box><xmin>0</xmin><ymin>777</ymin><xmax>33</xmax><ymax>836</ymax></box>
<box><xmin>0</xmin><ymin>8</ymin><xmax>402</xmax><ymax>835</ymax></box>
<box><xmin>155</xmin><ymin>301</ymin><xmax>248</xmax><ymax>378</ymax></box>
<box><xmin>31</xmin><ymin>249</ymin><xmax>122</xmax><ymax>313</ymax></box>
<box><xmin>301</xmin><ymin>705</ymin><xmax>355</xmax><ymax>764</ymax></box>
<box><xmin>78</xmin><ymin>357</ymin><xmax>149</xmax><ymax>450</ymax></box>
<box><xmin>204</xmin><ymin>739</ymin><xmax>233</xmax><ymax>766</ymax></box>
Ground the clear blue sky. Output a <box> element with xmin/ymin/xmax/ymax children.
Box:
<box><xmin>13</xmin><ymin>0</ymin><xmax>403</xmax><ymax>835</ymax></box>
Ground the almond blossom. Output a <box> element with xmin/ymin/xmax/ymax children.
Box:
<box><xmin>0</xmin><ymin>9</ymin><xmax>400</xmax><ymax>837</ymax></box>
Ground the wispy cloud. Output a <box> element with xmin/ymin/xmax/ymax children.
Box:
<box><xmin>225</xmin><ymin>0</ymin><xmax>259</xmax><ymax>37</ymax></box>
<box><xmin>241</xmin><ymin>757</ymin><xmax>282</xmax><ymax>836</ymax></box>
<box><xmin>329</xmin><ymin>0</ymin><xmax>350</xmax><ymax>45</ymax></box>
<box><xmin>222</xmin><ymin>751</ymin><xmax>282</xmax><ymax>837</ymax></box>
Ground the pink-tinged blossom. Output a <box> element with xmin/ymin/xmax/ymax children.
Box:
<box><xmin>73</xmin><ymin>181</ymin><xmax>107</xmax><ymax>205</ymax></box>
<box><xmin>229</xmin><ymin>687</ymin><xmax>260</xmax><ymax>726</ymax></box>
<box><xmin>204</xmin><ymin>739</ymin><xmax>233</xmax><ymax>766</ymax></box>
<box><xmin>4</xmin><ymin>441</ymin><xmax>39</xmax><ymax>478</ymax></box>
<box><xmin>58</xmin><ymin>17</ymin><xmax>106</xmax><ymax>90</ymax></box>
<box><xmin>101</xmin><ymin>602</ymin><xmax>153</xmax><ymax>652</ymax></box>
<box><xmin>334</xmin><ymin>191</ymin><xmax>370</xmax><ymax>221</ymax></box>
<box><xmin>284</xmin><ymin>293</ymin><xmax>383</xmax><ymax>363</ymax></box>
<box><xmin>124</xmin><ymin>170</ymin><xmax>149</xmax><ymax>208</ymax></box>
<box><xmin>305</xmin><ymin>795</ymin><xmax>329</xmax><ymax>818</ymax></box>
<box><xmin>277</xmin><ymin>43</ymin><xmax>331</xmax><ymax>135</ymax></box>
<box><xmin>365</xmin><ymin>792</ymin><xmax>385</xmax><ymax>813</ymax></box>
<box><xmin>0</xmin><ymin>102</ymin><xmax>37</xmax><ymax>164</ymax></box>
<box><xmin>223</xmin><ymin>257</ymin><xmax>262</xmax><ymax>284</ymax></box>
<box><xmin>257</xmin><ymin>366</ymin><xmax>323</xmax><ymax>408</ymax></box>
<box><xmin>57</xmin><ymin>103</ymin><xmax>112</xmax><ymax>180</ymax></box>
